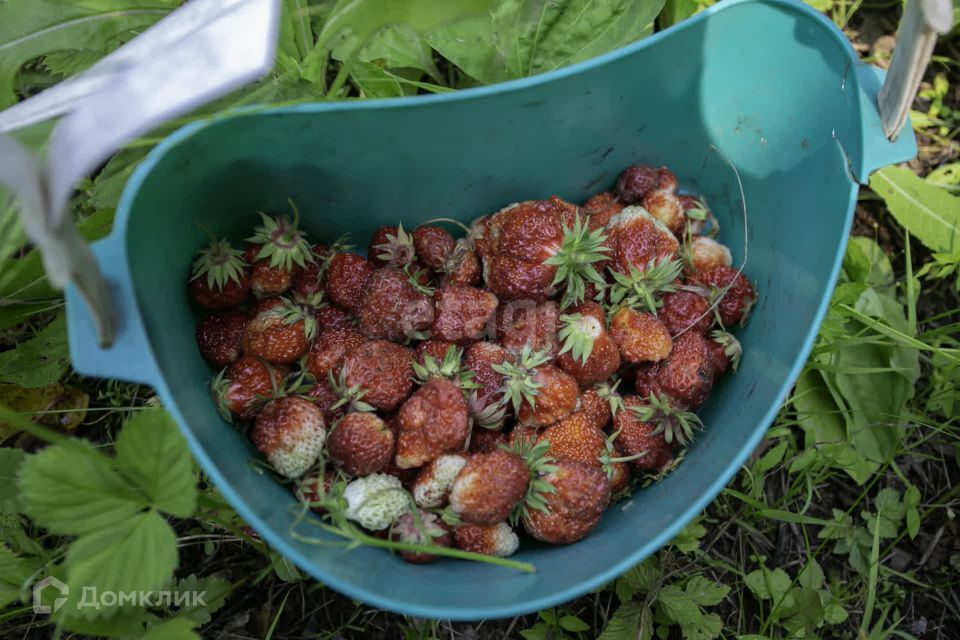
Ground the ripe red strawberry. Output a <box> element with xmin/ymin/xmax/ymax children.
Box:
<box><xmin>390</xmin><ymin>510</ymin><xmax>452</xmax><ymax>564</ymax></box>
<box><xmin>244</xmin><ymin>208</ymin><xmax>315</xmax><ymax>299</ymax></box>
<box><xmin>243</xmin><ymin>297</ymin><xmax>315</xmax><ymax>364</ymax></box>
<box><xmin>212</xmin><ymin>355</ymin><xmax>285</xmax><ymax>420</ymax></box>
<box><xmin>616</xmin><ymin>165</ymin><xmax>677</xmax><ymax>204</ymax></box>
<box><xmin>693</xmin><ymin>265</ymin><xmax>757</xmax><ymax>327</ymax></box>
<box><xmin>583</xmin><ymin>191</ymin><xmax>624</xmax><ymax>230</ymax></box>
<box><xmin>579</xmin><ymin>385</ymin><xmax>614</xmax><ymax>431</ymax></box>
<box><xmin>642</xmin><ymin>189</ymin><xmax>685</xmax><ymax>237</ymax></box>
<box><xmin>440</xmin><ymin>239</ymin><xmax>482</xmax><ymax>287</ymax></box>
<box><xmin>658</xmin><ymin>290</ymin><xmax>712</xmax><ymax>335</ymax></box>
<box><xmin>609</xmin><ymin>307</ymin><xmax>672</xmax><ymax>363</ymax></box>
<box><xmin>464</xmin><ymin>341</ymin><xmax>508</xmax><ymax>403</ymax></box>
<box><xmin>449</xmin><ymin>449</ymin><xmax>529</xmax><ymax>524</ymax></box>
<box><xmin>245</xmin><ymin>244</ymin><xmax>294</xmax><ymax>298</ymax></box>
<box><xmin>522</xmin><ymin>459</ymin><xmax>610</xmax><ymax>544</ymax></box>
<box><xmin>416</xmin><ymin>339</ymin><xmax>456</xmax><ymax>364</ymax></box>
<box><xmin>495</xmin><ymin>347</ymin><xmax>580</xmax><ymax>428</ymax></box>
<box><xmin>336</xmin><ymin>340</ymin><xmax>415</xmax><ymax>411</ymax></box>
<box><xmin>538</xmin><ymin>410</ymin><xmax>607</xmax><ymax>467</ymax></box>
<box><xmin>496</xmin><ymin>300</ymin><xmax>559</xmax><ymax>360</ymax></box>
<box><xmin>604</xmin><ymin>206</ymin><xmax>679</xmax><ymax>275</ymax></box>
<box><xmin>606</xmin><ymin>443</ymin><xmax>632</xmax><ymax>495</ymax></box>
<box><xmin>251</xmin><ymin>396</ymin><xmax>326</xmax><ymax>478</ymax></box>
<box><xmin>413</xmin><ymin>225</ymin><xmax>456</xmax><ymax>271</ymax></box>
<box><xmin>294</xmin><ymin>469</ymin><xmax>336</xmax><ymax>513</ymax></box>
<box><xmin>613</xmin><ymin>395</ymin><xmax>673</xmax><ymax>473</ymax></box>
<box><xmin>468</xmin><ymin>426</ymin><xmax>509</xmax><ymax>454</ymax></box>
<box><xmin>431</xmin><ymin>284</ymin><xmax>498</xmax><ymax>344</ymax></box>
<box><xmin>359</xmin><ymin>268</ymin><xmax>435</xmax><ymax>342</ymax></box>
<box><xmin>412</xmin><ymin>453</ymin><xmax>467</xmax><ymax>508</ymax></box>
<box><xmin>707</xmin><ymin>330</ymin><xmax>742</xmax><ymax>375</ymax></box>
<box><xmin>412</xmin><ymin>343</ymin><xmax>479</xmax><ymax>397</ymax></box>
<box><xmin>326</xmin><ymin>252</ymin><xmax>375</xmax><ymax>314</ymax></box>
<box><xmin>556</xmin><ymin>303</ymin><xmax>621</xmax><ymax>386</ymax></box>
<box><xmin>314</xmin><ymin>304</ymin><xmax>356</xmax><ymax>331</ymax></box>
<box><xmin>628</xmin><ymin>392</ymin><xmax>704</xmax><ymax>446</ymax></box>
<box><xmin>453</xmin><ymin>522</ymin><xmax>520</xmax><ymax>557</ymax></box>
<box><xmin>188</xmin><ymin>238</ymin><xmax>250</xmax><ymax>308</ymax></box>
<box><xmin>470</xmin><ymin>214</ymin><xmax>496</xmax><ymax>259</ymax></box>
<box><xmin>370</xmin><ymin>224</ymin><xmax>419</xmax><ymax>268</ymax></box>
<box><xmin>634</xmin><ymin>331</ymin><xmax>714</xmax><ymax>409</ymax></box>
<box><xmin>196</xmin><ymin>309</ymin><xmax>249</xmax><ymax>367</ymax></box>
<box><xmin>686</xmin><ymin>236</ymin><xmax>732</xmax><ymax>274</ymax></box>
<box><xmin>290</xmin><ymin>244</ymin><xmax>330</xmax><ymax>298</ymax></box>
<box><xmin>328</xmin><ymin>411</ymin><xmax>394</xmax><ymax>476</ymax></box>
<box><xmin>305</xmin><ymin>325</ymin><xmax>365</xmax><ymax>382</ymax></box>
<box><xmin>395</xmin><ymin>378</ymin><xmax>470</xmax><ymax>468</ymax></box>
<box><xmin>304</xmin><ymin>378</ymin><xmax>345</xmax><ymax>424</ymax></box>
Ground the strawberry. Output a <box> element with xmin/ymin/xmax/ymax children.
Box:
<box><xmin>453</xmin><ymin>522</ymin><xmax>520</xmax><ymax>557</ymax></box>
<box><xmin>464</xmin><ymin>341</ymin><xmax>508</xmax><ymax>407</ymax></box>
<box><xmin>359</xmin><ymin>268</ymin><xmax>435</xmax><ymax>342</ymax></box>
<box><xmin>188</xmin><ymin>237</ymin><xmax>250</xmax><ymax>308</ymax></box>
<box><xmin>579</xmin><ymin>385</ymin><xmax>615</xmax><ymax>431</ymax></box>
<box><xmin>326</xmin><ymin>252</ymin><xmax>375</xmax><ymax>314</ymax></box>
<box><xmin>658</xmin><ymin>290</ymin><xmax>712</xmax><ymax>335</ymax></box>
<box><xmin>395</xmin><ymin>378</ymin><xmax>470</xmax><ymax>468</ymax></box>
<box><xmin>415</xmin><ymin>339</ymin><xmax>457</xmax><ymax>364</ymax></box>
<box><xmin>678</xmin><ymin>196</ymin><xmax>713</xmax><ymax>236</ymax></box>
<box><xmin>538</xmin><ymin>410</ymin><xmax>607</xmax><ymax>467</ymax></box>
<box><xmin>629</xmin><ymin>393</ymin><xmax>704</xmax><ymax>446</ymax></box>
<box><xmin>243</xmin><ymin>296</ymin><xmax>316</xmax><ymax>364</ymax></box>
<box><xmin>613</xmin><ymin>395</ymin><xmax>673</xmax><ymax>472</ymax></box>
<box><xmin>304</xmin><ymin>378</ymin><xmax>345</xmax><ymax>424</ymax></box>
<box><xmin>686</xmin><ymin>236</ymin><xmax>732</xmax><ymax>274</ymax></box>
<box><xmin>693</xmin><ymin>265</ymin><xmax>757</xmax><ymax>327</ymax></box>
<box><xmin>412</xmin><ymin>343</ymin><xmax>479</xmax><ymax>393</ymax></box>
<box><xmin>604</xmin><ymin>443</ymin><xmax>632</xmax><ymax>496</ymax></box>
<box><xmin>412</xmin><ymin>225</ymin><xmax>456</xmax><ymax>271</ymax></box>
<box><xmin>634</xmin><ymin>331</ymin><xmax>714</xmax><ymax>409</ymax></box>
<box><xmin>556</xmin><ymin>303</ymin><xmax>621</xmax><ymax>386</ymax></box>
<box><xmin>245</xmin><ymin>244</ymin><xmax>294</xmax><ymax>298</ymax></box>
<box><xmin>294</xmin><ymin>469</ymin><xmax>336</xmax><ymax>513</ymax></box>
<box><xmin>543</xmin><ymin>213</ymin><xmax>610</xmax><ymax>309</ymax></box>
<box><xmin>412</xmin><ymin>453</ymin><xmax>467</xmax><ymax>508</ymax></box>
<box><xmin>467</xmin><ymin>426</ymin><xmax>509</xmax><ymax>454</ymax></box>
<box><xmin>314</xmin><ymin>304</ymin><xmax>356</xmax><ymax>331</ymax></box>
<box><xmin>290</xmin><ymin>244</ymin><xmax>330</xmax><ymax>298</ymax></box>
<box><xmin>448</xmin><ymin>449</ymin><xmax>530</xmax><ymax>524</ymax></box>
<box><xmin>495</xmin><ymin>346</ymin><xmax>580</xmax><ymax>428</ymax></box>
<box><xmin>212</xmin><ymin>355</ymin><xmax>284</xmax><ymax>420</ymax></box>
<box><xmin>251</xmin><ymin>396</ymin><xmax>326</xmax><ymax>478</ymax></box>
<box><xmin>608</xmin><ymin>308</ymin><xmax>672</xmax><ymax>363</ymax></box>
<box><xmin>305</xmin><ymin>325</ymin><xmax>365</xmax><ymax>382</ymax></box>
<box><xmin>607</xmin><ymin>254</ymin><xmax>683</xmax><ymax>314</ymax></box>
<box><xmin>440</xmin><ymin>239</ymin><xmax>482</xmax><ymax>287</ymax></box>
<box><xmin>583</xmin><ymin>191</ymin><xmax>624</xmax><ymax>230</ymax></box>
<box><xmin>328</xmin><ymin>411</ymin><xmax>395</xmax><ymax>476</ymax></box>
<box><xmin>195</xmin><ymin>309</ymin><xmax>249</xmax><ymax>367</ymax></box>
<box><xmin>431</xmin><ymin>284</ymin><xmax>498</xmax><ymax>344</ymax></box>
<box><xmin>604</xmin><ymin>206</ymin><xmax>679</xmax><ymax>275</ymax></box>
<box><xmin>370</xmin><ymin>224</ymin><xmax>417</xmax><ymax>268</ymax></box>
<box><xmin>707</xmin><ymin>330</ymin><xmax>742</xmax><ymax>375</ymax></box>
<box><xmin>496</xmin><ymin>300</ymin><xmax>559</xmax><ymax>361</ymax></box>
<box><xmin>615</xmin><ymin>165</ymin><xmax>676</xmax><ymax>204</ymax></box>
<box><xmin>522</xmin><ymin>459</ymin><xmax>610</xmax><ymax>544</ymax></box>
<box><xmin>342</xmin><ymin>473</ymin><xmax>411</xmax><ymax>530</ymax></box>
<box><xmin>245</xmin><ymin>207</ymin><xmax>315</xmax><ymax>298</ymax></box>
<box><xmin>390</xmin><ymin>510</ymin><xmax>452</xmax><ymax>564</ymax></box>
<box><xmin>642</xmin><ymin>189</ymin><xmax>685</xmax><ymax>237</ymax></box>
<box><xmin>335</xmin><ymin>340</ymin><xmax>415</xmax><ymax>411</ymax></box>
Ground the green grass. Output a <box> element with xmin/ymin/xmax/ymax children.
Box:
<box><xmin>1</xmin><ymin>1</ymin><xmax>959</xmax><ymax>638</ymax></box>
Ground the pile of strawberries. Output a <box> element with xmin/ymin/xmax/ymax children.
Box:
<box><xmin>189</xmin><ymin>164</ymin><xmax>756</xmax><ymax>563</ymax></box>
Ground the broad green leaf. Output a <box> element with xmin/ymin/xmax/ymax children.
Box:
<box><xmin>358</xmin><ymin>23</ymin><xmax>441</xmax><ymax>80</ymax></box>
<box><xmin>797</xmin><ymin>559</ymin><xmax>824</xmax><ymax>590</ymax></box>
<box><xmin>657</xmin><ymin>584</ymin><xmax>700</xmax><ymax>624</ymax></box>
<box><xmin>863</xmin><ymin>487</ymin><xmax>905</xmax><ymax>538</ymax></box>
<box><xmin>778</xmin><ymin>587</ymin><xmax>823</xmax><ymax>631</ymax></box>
<box><xmin>64</xmin><ymin>510</ymin><xmax>177</xmax><ymax>618</ymax></box>
<box><xmin>743</xmin><ymin>567</ymin><xmax>791</xmax><ymax>601</ymax></box>
<box><xmin>659</xmin><ymin>0</ymin><xmax>709</xmax><ymax>29</ymax></box>
<box><xmin>843</xmin><ymin>237</ymin><xmax>894</xmax><ymax>290</ymax></box>
<box><xmin>0</xmin><ymin>448</ymin><xmax>25</xmax><ymax>513</ymax></box>
<box><xmin>174</xmin><ymin>575</ymin><xmax>232</xmax><ymax>625</ymax></box>
<box><xmin>870</xmin><ymin>166</ymin><xmax>960</xmax><ymax>257</ymax></box>
<box><xmin>141</xmin><ymin>618</ymin><xmax>200</xmax><ymax>640</ymax></box>
<box><xmin>348</xmin><ymin>61</ymin><xmax>407</xmax><ymax>98</ymax></box>
<box><xmin>115</xmin><ymin>407</ymin><xmax>196</xmax><ymax>518</ymax></box>
<box><xmin>0</xmin><ymin>0</ymin><xmax>174</xmax><ymax>108</ymax></box>
<box><xmin>559</xmin><ymin>615</ymin><xmax>591</xmax><ymax>632</ymax></box>
<box><xmin>0</xmin><ymin>314</ymin><xmax>70</xmax><ymax>387</ymax></box>
<box><xmin>42</xmin><ymin>48</ymin><xmax>108</xmax><ymax>77</ymax></box>
<box><xmin>55</xmin><ymin>606</ymin><xmax>146</xmax><ymax>638</ymax></box>
<box><xmin>598</xmin><ymin>601</ymin><xmax>648</xmax><ymax>640</ymax></box>
<box><xmin>670</xmin><ymin>518</ymin><xmax>707</xmax><ymax>553</ymax></box>
<box><xmin>685</xmin><ymin>576</ymin><xmax>729</xmax><ymax>607</ymax></box>
<box><xmin>18</xmin><ymin>439</ymin><xmax>146</xmax><ymax>535</ymax></box>
<box><xmin>0</xmin><ymin>543</ymin><xmax>39</xmax><ymax>608</ymax></box>
<box><xmin>926</xmin><ymin>162</ymin><xmax>960</xmax><ymax>192</ymax></box>
<box><xmin>617</xmin><ymin>556</ymin><xmax>661</xmax><ymax>601</ymax></box>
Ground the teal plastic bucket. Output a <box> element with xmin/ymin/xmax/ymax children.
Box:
<box><xmin>65</xmin><ymin>0</ymin><xmax>915</xmax><ymax>620</ymax></box>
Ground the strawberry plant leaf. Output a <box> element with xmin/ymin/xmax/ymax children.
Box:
<box><xmin>597</xmin><ymin>600</ymin><xmax>649</xmax><ymax>640</ymax></box>
<box><xmin>173</xmin><ymin>575</ymin><xmax>232</xmax><ymax>625</ymax></box>
<box><xmin>743</xmin><ymin>567</ymin><xmax>791</xmax><ymax>601</ymax></box>
<box><xmin>684</xmin><ymin>576</ymin><xmax>729</xmax><ymax>607</ymax></box>
<box><xmin>0</xmin><ymin>314</ymin><xmax>69</xmax><ymax>387</ymax></box>
<box><xmin>18</xmin><ymin>439</ymin><xmax>146</xmax><ymax>535</ymax></box>
<box><xmin>869</xmin><ymin>167</ymin><xmax>960</xmax><ymax>258</ymax></box>
<box><xmin>141</xmin><ymin>618</ymin><xmax>200</xmax><ymax>640</ymax></box>
<box><xmin>63</xmin><ymin>511</ymin><xmax>177</xmax><ymax>618</ymax></box>
<box><xmin>115</xmin><ymin>407</ymin><xmax>197</xmax><ymax>518</ymax></box>
<box><xmin>358</xmin><ymin>23</ymin><xmax>442</xmax><ymax>80</ymax></box>
<box><xmin>0</xmin><ymin>448</ymin><xmax>25</xmax><ymax>513</ymax></box>
<box><xmin>0</xmin><ymin>543</ymin><xmax>40</xmax><ymax>608</ymax></box>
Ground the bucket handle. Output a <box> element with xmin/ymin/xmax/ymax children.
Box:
<box><xmin>0</xmin><ymin>0</ymin><xmax>280</xmax><ymax>348</ymax></box>
<box><xmin>877</xmin><ymin>0</ymin><xmax>953</xmax><ymax>140</ymax></box>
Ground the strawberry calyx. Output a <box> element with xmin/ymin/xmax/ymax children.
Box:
<box><xmin>607</xmin><ymin>256</ymin><xmax>683</xmax><ymax>316</ymax></box>
<box><xmin>374</xmin><ymin>222</ymin><xmax>416</xmax><ymax>267</ymax></box>
<box><xmin>630</xmin><ymin>393</ymin><xmax>703</xmax><ymax>446</ymax></box>
<box><xmin>557</xmin><ymin>312</ymin><xmax>603</xmax><ymax>365</ymax></box>
<box><xmin>544</xmin><ymin>212</ymin><xmax>610</xmax><ymax>309</ymax></box>
<box><xmin>598</xmin><ymin>429</ymin><xmax>645</xmax><ymax>478</ymax></box>
<box><xmin>491</xmin><ymin>345</ymin><xmax>551</xmax><ymax>413</ymax></box>
<box><xmin>328</xmin><ymin>369</ymin><xmax>375</xmax><ymax>413</ymax></box>
<box><xmin>191</xmin><ymin>238</ymin><xmax>247</xmax><ymax>291</ymax></box>
<box><xmin>412</xmin><ymin>345</ymin><xmax>480</xmax><ymax>392</ymax></box>
<box><xmin>278</xmin><ymin>295</ymin><xmax>320</xmax><ymax>342</ymax></box>
<box><xmin>594</xmin><ymin>377</ymin><xmax>626</xmax><ymax>417</ymax></box>
<box><xmin>503</xmin><ymin>436</ymin><xmax>559</xmax><ymax>525</ymax></box>
<box><xmin>467</xmin><ymin>391</ymin><xmax>508</xmax><ymax>430</ymax></box>
<box><xmin>247</xmin><ymin>201</ymin><xmax>315</xmax><ymax>272</ymax></box>
<box><xmin>710</xmin><ymin>329</ymin><xmax>743</xmax><ymax>372</ymax></box>
<box><xmin>404</xmin><ymin>264</ymin><xmax>436</xmax><ymax>297</ymax></box>
<box><xmin>211</xmin><ymin>368</ymin><xmax>234</xmax><ymax>422</ymax></box>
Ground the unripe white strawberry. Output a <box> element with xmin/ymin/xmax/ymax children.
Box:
<box><xmin>689</xmin><ymin>236</ymin><xmax>732</xmax><ymax>273</ymax></box>
<box><xmin>343</xmin><ymin>473</ymin><xmax>411</xmax><ymax>531</ymax></box>
<box><xmin>453</xmin><ymin>522</ymin><xmax>520</xmax><ymax>557</ymax></box>
<box><xmin>412</xmin><ymin>454</ymin><xmax>468</xmax><ymax>508</ymax></box>
<box><xmin>251</xmin><ymin>397</ymin><xmax>326</xmax><ymax>479</ymax></box>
